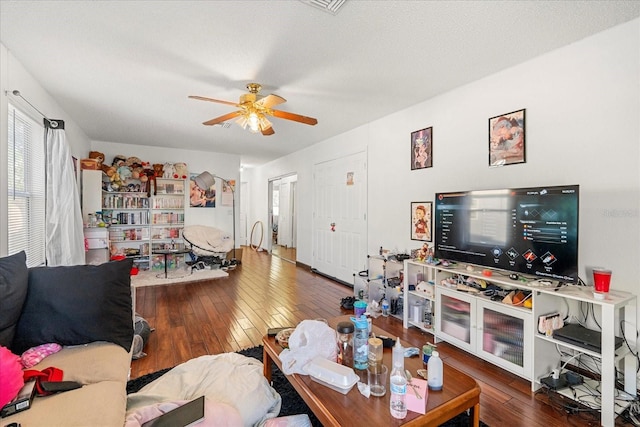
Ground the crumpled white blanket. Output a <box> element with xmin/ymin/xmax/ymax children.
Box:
<box><xmin>125</xmin><ymin>398</ymin><xmax>243</xmax><ymax>427</ymax></box>
<box><xmin>126</xmin><ymin>353</ymin><xmax>281</xmax><ymax>427</ymax></box>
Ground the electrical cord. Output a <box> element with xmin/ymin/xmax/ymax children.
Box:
<box><xmin>620</xmin><ymin>319</ymin><xmax>640</xmax><ymax>374</ymax></box>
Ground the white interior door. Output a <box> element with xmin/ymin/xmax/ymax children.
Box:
<box><xmin>313</xmin><ymin>151</ymin><xmax>367</xmax><ymax>284</ymax></box>
<box><xmin>279</xmin><ymin>181</ymin><xmax>291</xmax><ymax>247</ymax></box>
<box><xmin>239</xmin><ymin>181</ymin><xmax>248</xmax><ymax>246</ymax></box>
<box><xmin>290</xmin><ymin>181</ymin><xmax>297</xmax><ymax>249</ymax></box>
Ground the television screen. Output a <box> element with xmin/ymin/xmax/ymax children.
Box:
<box><xmin>434</xmin><ymin>185</ymin><xmax>579</xmax><ymax>283</ymax></box>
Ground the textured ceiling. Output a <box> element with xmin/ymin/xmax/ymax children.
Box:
<box><xmin>1</xmin><ymin>1</ymin><xmax>638</xmax><ymax>166</ymax></box>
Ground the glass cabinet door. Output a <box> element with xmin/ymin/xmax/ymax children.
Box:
<box><xmin>436</xmin><ymin>287</ymin><xmax>474</xmax><ymax>352</ymax></box>
<box><xmin>477</xmin><ymin>299</ymin><xmax>532</xmax><ymax>379</ymax></box>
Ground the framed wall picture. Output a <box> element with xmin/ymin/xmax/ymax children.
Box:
<box><xmin>189</xmin><ymin>173</ymin><xmax>216</xmax><ymax>207</ymax></box>
<box><xmin>489</xmin><ymin>109</ymin><xmax>525</xmax><ymax>167</ymax></box>
<box><xmin>411</xmin><ymin>201</ymin><xmax>432</xmax><ymax>241</ymax></box>
<box><xmin>411</xmin><ymin>126</ymin><xmax>432</xmax><ymax>170</ymax></box>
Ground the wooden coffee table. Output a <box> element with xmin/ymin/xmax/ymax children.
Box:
<box><xmin>263</xmin><ymin>315</ymin><xmax>480</xmax><ymax>426</ymax></box>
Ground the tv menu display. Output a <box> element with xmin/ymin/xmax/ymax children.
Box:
<box><xmin>435</xmin><ymin>185</ymin><xmax>579</xmax><ymax>283</ymax></box>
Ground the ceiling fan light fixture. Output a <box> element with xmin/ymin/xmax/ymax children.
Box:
<box><xmin>191</xmin><ymin>82</ymin><xmax>317</xmax><ymax>135</ymax></box>
<box><xmin>258</xmin><ymin>114</ymin><xmax>272</xmax><ymax>131</ymax></box>
<box><xmin>248</xmin><ymin>111</ymin><xmax>260</xmax><ymax>132</ymax></box>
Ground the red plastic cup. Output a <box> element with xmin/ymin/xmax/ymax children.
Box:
<box><xmin>593</xmin><ymin>268</ymin><xmax>612</xmax><ymax>298</ymax></box>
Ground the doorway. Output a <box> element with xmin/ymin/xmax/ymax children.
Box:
<box><xmin>269</xmin><ymin>174</ymin><xmax>297</xmax><ymax>263</ymax></box>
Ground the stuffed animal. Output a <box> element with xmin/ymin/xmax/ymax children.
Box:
<box><xmin>172</xmin><ymin>162</ymin><xmax>188</xmax><ymax>180</ymax></box>
<box><xmin>112</xmin><ymin>155</ymin><xmax>127</xmax><ymax>168</ymax></box>
<box><xmin>102</xmin><ymin>165</ymin><xmax>116</xmax><ymax>177</ymax></box>
<box><xmin>162</xmin><ymin>162</ymin><xmax>175</xmax><ymax>179</ymax></box>
<box><xmin>126</xmin><ymin>156</ymin><xmax>143</xmax><ymax>168</ymax></box>
<box><xmin>152</xmin><ymin>163</ymin><xmax>164</xmax><ymax>178</ymax></box>
<box><xmin>110</xmin><ymin>172</ymin><xmax>123</xmax><ymax>191</ymax></box>
<box><xmin>117</xmin><ymin>165</ymin><xmax>132</xmax><ymax>181</ymax></box>
<box><xmin>140</xmin><ymin>168</ymin><xmax>157</xmax><ymax>196</ymax></box>
<box><xmin>88</xmin><ymin>151</ymin><xmax>105</xmax><ymax>167</ymax></box>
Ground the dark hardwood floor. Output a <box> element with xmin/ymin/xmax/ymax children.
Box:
<box><xmin>131</xmin><ymin>247</ymin><xmax>629</xmax><ymax>426</ymax></box>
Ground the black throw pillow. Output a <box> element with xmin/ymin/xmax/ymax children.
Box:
<box><xmin>0</xmin><ymin>251</ymin><xmax>28</xmax><ymax>347</ymax></box>
<box><xmin>11</xmin><ymin>259</ymin><xmax>134</xmax><ymax>355</ymax></box>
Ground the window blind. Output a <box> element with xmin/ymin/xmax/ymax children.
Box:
<box><xmin>7</xmin><ymin>103</ymin><xmax>46</xmax><ymax>267</ymax></box>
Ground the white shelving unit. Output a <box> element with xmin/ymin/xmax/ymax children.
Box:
<box><xmin>150</xmin><ymin>178</ymin><xmax>186</xmax><ymax>272</ymax></box>
<box><xmin>101</xmin><ymin>190</ymin><xmax>151</xmax><ymax>269</ymax></box>
<box><xmin>354</xmin><ymin>254</ymin><xmax>404</xmax><ymax>319</ymax></box>
<box><xmin>403</xmin><ymin>260</ymin><xmax>436</xmax><ymax>332</ymax></box>
<box><xmin>401</xmin><ymin>259</ymin><xmax>637</xmax><ymax>427</ymax></box>
<box><xmin>532</xmin><ymin>285</ymin><xmax>637</xmax><ymax>426</ymax></box>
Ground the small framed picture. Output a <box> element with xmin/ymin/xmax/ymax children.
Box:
<box><xmin>489</xmin><ymin>109</ymin><xmax>525</xmax><ymax>167</ymax></box>
<box><xmin>411</xmin><ymin>127</ymin><xmax>432</xmax><ymax>170</ymax></box>
<box><xmin>411</xmin><ymin>201</ymin><xmax>432</xmax><ymax>241</ymax></box>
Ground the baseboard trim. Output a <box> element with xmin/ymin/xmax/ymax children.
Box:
<box><xmin>296</xmin><ymin>260</ymin><xmax>311</xmax><ymax>270</ymax></box>
<box><xmin>309</xmin><ymin>267</ymin><xmax>353</xmax><ymax>288</ymax></box>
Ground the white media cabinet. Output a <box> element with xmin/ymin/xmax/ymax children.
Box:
<box><xmin>402</xmin><ymin>259</ymin><xmax>637</xmax><ymax>427</ymax></box>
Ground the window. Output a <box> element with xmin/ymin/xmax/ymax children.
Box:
<box><xmin>7</xmin><ymin>103</ymin><xmax>45</xmax><ymax>267</ymax></box>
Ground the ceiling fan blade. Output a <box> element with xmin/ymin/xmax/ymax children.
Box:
<box><xmin>202</xmin><ymin>110</ymin><xmax>242</xmax><ymax>126</ymax></box>
<box><xmin>261</xmin><ymin>126</ymin><xmax>275</xmax><ymax>136</ymax></box>
<box><xmin>270</xmin><ymin>109</ymin><xmax>318</xmax><ymax>126</ymax></box>
<box><xmin>189</xmin><ymin>95</ymin><xmax>239</xmax><ymax>107</ymax></box>
<box><xmin>256</xmin><ymin>94</ymin><xmax>286</xmax><ymax>109</ymax></box>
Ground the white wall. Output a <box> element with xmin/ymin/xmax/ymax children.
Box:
<box><xmin>0</xmin><ymin>44</ymin><xmax>92</xmax><ymax>255</ymax></box>
<box><xmin>246</xmin><ymin>19</ymin><xmax>640</xmax><ymax>300</ymax></box>
<box><xmin>91</xmin><ymin>141</ymin><xmax>240</xmax><ymax>246</ymax></box>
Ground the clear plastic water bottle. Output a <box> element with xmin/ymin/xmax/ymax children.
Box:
<box><xmin>392</xmin><ymin>337</ymin><xmax>404</xmax><ymax>371</ymax></box>
<box><xmin>351</xmin><ymin>316</ymin><xmax>369</xmax><ymax>370</ymax></box>
<box><xmin>389</xmin><ymin>361</ymin><xmax>407</xmax><ymax>419</ymax></box>
<box><xmin>381</xmin><ymin>297</ymin><xmax>390</xmax><ymax>317</ymax></box>
<box><xmin>427</xmin><ymin>350</ymin><xmax>443</xmax><ymax>390</ymax></box>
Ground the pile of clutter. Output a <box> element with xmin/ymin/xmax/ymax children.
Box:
<box><xmin>80</xmin><ymin>151</ymin><xmax>188</xmax><ymax>195</ymax></box>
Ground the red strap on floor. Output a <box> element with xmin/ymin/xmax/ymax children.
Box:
<box><xmin>23</xmin><ymin>367</ymin><xmax>64</xmax><ymax>396</ymax></box>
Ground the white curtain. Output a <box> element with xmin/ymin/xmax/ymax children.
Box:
<box><xmin>45</xmin><ymin>121</ymin><xmax>85</xmax><ymax>265</ymax></box>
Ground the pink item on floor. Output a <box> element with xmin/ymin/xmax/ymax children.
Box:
<box><xmin>21</xmin><ymin>343</ymin><xmax>62</xmax><ymax>368</ymax></box>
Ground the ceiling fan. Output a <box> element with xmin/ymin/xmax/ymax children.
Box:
<box><xmin>189</xmin><ymin>83</ymin><xmax>318</xmax><ymax>136</ymax></box>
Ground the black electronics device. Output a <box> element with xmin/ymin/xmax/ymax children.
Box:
<box><xmin>541</xmin><ymin>374</ymin><xmax>568</xmax><ymax>390</ymax></box>
<box><xmin>40</xmin><ymin>381</ymin><xmax>82</xmax><ymax>394</ymax></box>
<box><xmin>541</xmin><ymin>370</ymin><xmax>584</xmax><ymax>390</ymax></box>
<box><xmin>553</xmin><ymin>323</ymin><xmax>623</xmax><ymax>353</ymax></box>
<box><xmin>141</xmin><ymin>396</ymin><xmax>205</xmax><ymax>427</ymax></box>
<box><xmin>434</xmin><ymin>185</ymin><xmax>579</xmax><ymax>283</ymax></box>
<box><xmin>1</xmin><ymin>381</ymin><xmax>36</xmax><ymax>418</ymax></box>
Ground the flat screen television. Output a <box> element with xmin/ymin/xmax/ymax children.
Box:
<box><xmin>434</xmin><ymin>185</ymin><xmax>579</xmax><ymax>283</ymax></box>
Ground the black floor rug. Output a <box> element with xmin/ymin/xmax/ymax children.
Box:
<box><xmin>127</xmin><ymin>346</ymin><xmax>486</xmax><ymax>426</ymax></box>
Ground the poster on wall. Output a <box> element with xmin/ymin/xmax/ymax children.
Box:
<box><xmin>411</xmin><ymin>201</ymin><xmax>432</xmax><ymax>242</ymax></box>
<box><xmin>189</xmin><ymin>173</ymin><xmax>215</xmax><ymax>207</ymax></box>
<box><xmin>221</xmin><ymin>179</ymin><xmax>235</xmax><ymax>207</ymax></box>
<box><xmin>346</xmin><ymin>172</ymin><xmax>354</xmax><ymax>186</ymax></box>
<box><xmin>488</xmin><ymin>108</ymin><xmax>526</xmax><ymax>167</ymax></box>
<box><xmin>411</xmin><ymin>126</ymin><xmax>432</xmax><ymax>170</ymax></box>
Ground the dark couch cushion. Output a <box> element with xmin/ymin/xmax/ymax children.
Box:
<box><xmin>11</xmin><ymin>259</ymin><xmax>134</xmax><ymax>355</ymax></box>
<box><xmin>0</xmin><ymin>251</ymin><xmax>28</xmax><ymax>347</ymax></box>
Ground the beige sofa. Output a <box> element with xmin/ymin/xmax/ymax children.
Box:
<box><xmin>1</xmin><ymin>252</ymin><xmax>134</xmax><ymax>427</ymax></box>
<box><xmin>3</xmin><ymin>343</ymin><xmax>131</xmax><ymax>426</ymax></box>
